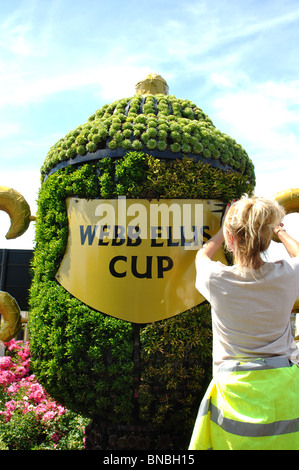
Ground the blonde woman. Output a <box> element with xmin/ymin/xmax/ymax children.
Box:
<box><xmin>189</xmin><ymin>195</ymin><xmax>299</xmax><ymax>450</ymax></box>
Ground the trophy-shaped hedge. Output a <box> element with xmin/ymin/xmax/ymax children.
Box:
<box><xmin>29</xmin><ymin>74</ymin><xmax>255</xmax><ymax>449</ymax></box>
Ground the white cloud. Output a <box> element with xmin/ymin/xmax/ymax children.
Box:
<box><xmin>212</xmin><ymin>80</ymin><xmax>299</xmax><ymax>153</ymax></box>
<box><xmin>0</xmin><ymin>41</ymin><xmax>152</xmax><ymax>107</ymax></box>
<box><xmin>93</xmin><ymin>65</ymin><xmax>154</xmax><ymax>101</ymax></box>
<box><xmin>214</xmin><ymin>80</ymin><xmax>299</xmax><ymax>130</ymax></box>
<box><xmin>10</xmin><ymin>33</ymin><xmax>32</xmax><ymax>56</ymax></box>
<box><xmin>187</xmin><ymin>0</ymin><xmax>299</xmax><ymax>34</ymax></box>
<box><xmin>210</xmin><ymin>73</ymin><xmax>234</xmax><ymax>88</ymax></box>
<box><xmin>0</xmin><ymin>122</ymin><xmax>20</xmax><ymax>138</ymax></box>
<box><xmin>208</xmin><ymin>77</ymin><xmax>299</xmax><ymax>199</ymax></box>
<box><xmin>0</xmin><ymin>70</ymin><xmax>92</xmax><ymax>107</ymax></box>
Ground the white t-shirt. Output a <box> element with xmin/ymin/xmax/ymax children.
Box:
<box><xmin>195</xmin><ymin>254</ymin><xmax>299</xmax><ymax>373</ymax></box>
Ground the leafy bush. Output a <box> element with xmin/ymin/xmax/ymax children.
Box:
<box><xmin>0</xmin><ymin>339</ymin><xmax>87</xmax><ymax>450</ymax></box>
<box><xmin>139</xmin><ymin>303</ymin><xmax>213</xmax><ymax>432</ymax></box>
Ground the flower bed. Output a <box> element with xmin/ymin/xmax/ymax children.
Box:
<box><xmin>0</xmin><ymin>339</ymin><xmax>87</xmax><ymax>450</ymax></box>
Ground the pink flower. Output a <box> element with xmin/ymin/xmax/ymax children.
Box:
<box><xmin>0</xmin><ymin>339</ymin><xmax>81</xmax><ymax>446</ymax></box>
<box><xmin>5</xmin><ymin>400</ymin><xmax>16</xmax><ymax>412</ymax></box>
<box><xmin>42</xmin><ymin>411</ymin><xmax>55</xmax><ymax>422</ymax></box>
<box><xmin>6</xmin><ymin>339</ymin><xmax>21</xmax><ymax>351</ymax></box>
<box><xmin>29</xmin><ymin>383</ymin><xmax>40</xmax><ymax>392</ymax></box>
<box><xmin>17</xmin><ymin>348</ymin><xmax>30</xmax><ymax>361</ymax></box>
<box><xmin>34</xmin><ymin>403</ymin><xmax>48</xmax><ymax>416</ymax></box>
<box><xmin>26</xmin><ymin>374</ymin><xmax>35</xmax><ymax>382</ymax></box>
<box><xmin>22</xmin><ymin>402</ymin><xmax>31</xmax><ymax>414</ymax></box>
<box><xmin>51</xmin><ymin>431</ymin><xmax>61</xmax><ymax>443</ymax></box>
<box><xmin>30</xmin><ymin>390</ymin><xmax>44</xmax><ymax>404</ymax></box>
<box><xmin>57</xmin><ymin>405</ymin><xmax>65</xmax><ymax>416</ymax></box>
<box><xmin>49</xmin><ymin>401</ymin><xmax>58</xmax><ymax>410</ymax></box>
<box><xmin>14</xmin><ymin>366</ymin><xmax>28</xmax><ymax>378</ymax></box>
<box><xmin>7</xmin><ymin>383</ymin><xmax>20</xmax><ymax>395</ymax></box>
<box><xmin>0</xmin><ymin>410</ymin><xmax>11</xmax><ymax>422</ymax></box>
<box><xmin>0</xmin><ymin>370</ymin><xmax>15</xmax><ymax>385</ymax></box>
<box><xmin>0</xmin><ymin>356</ymin><xmax>12</xmax><ymax>369</ymax></box>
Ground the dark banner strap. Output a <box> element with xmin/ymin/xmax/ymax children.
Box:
<box><xmin>44</xmin><ymin>147</ymin><xmax>235</xmax><ymax>181</ymax></box>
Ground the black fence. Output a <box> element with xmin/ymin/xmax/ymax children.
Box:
<box><xmin>0</xmin><ymin>249</ymin><xmax>34</xmax><ymax>311</ymax></box>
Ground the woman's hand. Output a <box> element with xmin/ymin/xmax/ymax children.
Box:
<box><xmin>273</xmin><ymin>223</ymin><xmax>299</xmax><ymax>258</ymax></box>
<box><xmin>197</xmin><ymin>201</ymin><xmax>234</xmax><ymax>261</ymax></box>
<box><xmin>196</xmin><ymin>199</ymin><xmax>236</xmax><ymax>261</ymax></box>
<box><xmin>221</xmin><ymin>199</ymin><xmax>235</xmax><ymax>227</ymax></box>
<box><xmin>273</xmin><ymin>223</ymin><xmax>285</xmax><ymax>235</ymax></box>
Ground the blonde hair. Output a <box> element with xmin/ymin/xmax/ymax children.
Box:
<box><xmin>223</xmin><ymin>194</ymin><xmax>285</xmax><ymax>271</ymax></box>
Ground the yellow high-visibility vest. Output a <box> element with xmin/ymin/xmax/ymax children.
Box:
<box><xmin>189</xmin><ymin>359</ymin><xmax>299</xmax><ymax>450</ymax></box>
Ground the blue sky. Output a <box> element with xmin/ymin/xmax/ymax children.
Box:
<box><xmin>0</xmin><ymin>0</ymin><xmax>298</xmax><ymax>252</ymax></box>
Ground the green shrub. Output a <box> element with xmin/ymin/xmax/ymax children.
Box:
<box><xmin>0</xmin><ymin>340</ymin><xmax>87</xmax><ymax>450</ymax></box>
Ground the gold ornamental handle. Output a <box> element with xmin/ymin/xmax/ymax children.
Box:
<box><xmin>0</xmin><ymin>186</ymin><xmax>35</xmax><ymax>341</ymax></box>
<box><xmin>273</xmin><ymin>188</ymin><xmax>299</xmax><ymax>313</ymax></box>
<box><xmin>0</xmin><ymin>186</ymin><xmax>36</xmax><ymax>239</ymax></box>
<box><xmin>273</xmin><ymin>188</ymin><xmax>299</xmax><ymax>215</ymax></box>
<box><xmin>0</xmin><ymin>291</ymin><xmax>22</xmax><ymax>342</ymax></box>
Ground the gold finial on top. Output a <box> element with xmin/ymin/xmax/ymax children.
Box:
<box><xmin>135</xmin><ymin>73</ymin><xmax>169</xmax><ymax>96</ymax></box>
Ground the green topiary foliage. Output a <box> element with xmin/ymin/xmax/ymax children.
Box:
<box><xmin>139</xmin><ymin>303</ymin><xmax>213</xmax><ymax>433</ymax></box>
<box><xmin>29</xmin><ymin>85</ymin><xmax>255</xmax><ymax>449</ymax></box>
<box><xmin>40</xmin><ymin>93</ymin><xmax>255</xmax><ymax>186</ymax></box>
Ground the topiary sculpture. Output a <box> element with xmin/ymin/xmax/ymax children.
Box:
<box><xmin>28</xmin><ymin>74</ymin><xmax>255</xmax><ymax>450</ymax></box>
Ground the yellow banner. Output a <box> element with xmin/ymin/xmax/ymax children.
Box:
<box><xmin>56</xmin><ymin>198</ymin><xmax>227</xmax><ymax>323</ymax></box>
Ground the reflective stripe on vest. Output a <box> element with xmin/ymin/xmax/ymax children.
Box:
<box><xmin>218</xmin><ymin>357</ymin><xmax>293</xmax><ymax>373</ymax></box>
<box><xmin>198</xmin><ymin>400</ymin><xmax>299</xmax><ymax>437</ymax></box>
